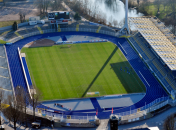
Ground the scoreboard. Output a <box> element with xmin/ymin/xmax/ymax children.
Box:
<box><xmin>48</xmin><ymin>11</ymin><xmax>70</xmax><ymax>24</ymax></box>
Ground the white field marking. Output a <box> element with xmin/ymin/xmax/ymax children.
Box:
<box><xmin>75</xmin><ymin>85</ymin><xmax>107</xmax><ymax>97</ymax></box>
<box><xmin>59</xmin><ymin>45</ymin><xmax>82</xmax><ymax>54</ymax></box>
<box><xmin>139</xmin><ymin>71</ymin><xmax>150</xmax><ymax>87</ymax></box>
<box><xmin>113</xmin><ymin>51</ymin><xmax>129</xmax><ymax>93</ymax></box>
<box><xmin>117</xmin><ymin>45</ymin><xmax>145</xmax><ymax>92</ymax></box>
<box><xmin>118</xmin><ymin>42</ymin><xmax>127</xmax><ymax>55</ymax></box>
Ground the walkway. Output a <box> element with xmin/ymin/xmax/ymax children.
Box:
<box><xmin>42</xmin><ymin>93</ymin><xmax>145</xmax><ymax>113</ymax></box>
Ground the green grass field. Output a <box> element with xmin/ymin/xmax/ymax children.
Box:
<box><xmin>21</xmin><ymin>42</ymin><xmax>146</xmax><ymax>100</ymax></box>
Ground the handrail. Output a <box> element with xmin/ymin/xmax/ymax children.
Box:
<box><xmin>27</xmin><ymin>96</ymin><xmax>169</xmax><ymax>121</ymax></box>
<box><xmin>3</xmin><ymin>27</ymin><xmax>116</xmax><ymax>43</ymax></box>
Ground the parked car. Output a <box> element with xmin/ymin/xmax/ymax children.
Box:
<box><xmin>31</xmin><ymin>121</ymin><xmax>41</xmax><ymax>129</ymax></box>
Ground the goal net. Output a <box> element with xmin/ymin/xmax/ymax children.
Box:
<box><xmin>87</xmin><ymin>92</ymin><xmax>100</xmax><ymax>96</ymax></box>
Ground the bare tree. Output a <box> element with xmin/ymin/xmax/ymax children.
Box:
<box><xmin>15</xmin><ymin>86</ymin><xmax>28</xmax><ymax>127</ymax></box>
<box><xmin>51</xmin><ymin>0</ymin><xmax>63</xmax><ymax>11</ymax></box>
<box><xmin>4</xmin><ymin>95</ymin><xmax>22</xmax><ymax>130</ymax></box>
<box><xmin>35</xmin><ymin>0</ymin><xmax>51</xmax><ymax>15</ymax></box>
<box><xmin>119</xmin><ymin>19</ymin><xmax>125</xmax><ymax>28</ymax></box>
<box><xmin>137</xmin><ymin>0</ymin><xmax>140</xmax><ymax>7</ymax></box>
<box><xmin>43</xmin><ymin>0</ymin><xmax>50</xmax><ymax>15</ymax></box>
<box><xmin>108</xmin><ymin>15</ymin><xmax>113</xmax><ymax>26</ymax></box>
<box><xmin>163</xmin><ymin>114</ymin><xmax>176</xmax><ymax>130</ymax></box>
<box><xmin>30</xmin><ymin>88</ymin><xmax>42</xmax><ymax>121</ymax></box>
<box><xmin>101</xmin><ymin>13</ymin><xmax>107</xmax><ymax>25</ymax></box>
<box><xmin>154</xmin><ymin>0</ymin><xmax>161</xmax><ymax>14</ymax></box>
<box><xmin>113</xmin><ymin>20</ymin><xmax>118</xmax><ymax>27</ymax></box>
<box><xmin>19</xmin><ymin>12</ymin><xmax>26</xmax><ymax>23</ymax></box>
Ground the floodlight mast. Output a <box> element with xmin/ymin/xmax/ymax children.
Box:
<box><xmin>120</xmin><ymin>0</ymin><xmax>130</xmax><ymax>34</ymax></box>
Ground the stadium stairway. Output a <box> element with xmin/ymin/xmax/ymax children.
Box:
<box><xmin>60</xmin><ymin>35</ymin><xmax>67</xmax><ymax>41</ymax></box>
<box><xmin>96</xmin><ymin>26</ymin><xmax>102</xmax><ymax>33</ymax></box>
<box><xmin>76</xmin><ymin>24</ymin><xmax>79</xmax><ymax>31</ymax></box>
<box><xmin>15</xmin><ymin>32</ymin><xmax>23</xmax><ymax>39</ymax></box>
<box><xmin>130</xmin><ymin>33</ymin><xmax>175</xmax><ymax>93</ymax></box>
<box><xmin>37</xmin><ymin>26</ymin><xmax>43</xmax><ymax>34</ymax></box>
<box><xmin>5</xmin><ymin>32</ymin><xmax>168</xmax><ymax>119</ymax></box>
<box><xmin>90</xmin><ymin>98</ymin><xmax>102</xmax><ymax>112</ymax></box>
<box><xmin>58</xmin><ymin>25</ymin><xmax>61</xmax><ymax>32</ymax></box>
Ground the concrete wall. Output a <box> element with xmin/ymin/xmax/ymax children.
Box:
<box><xmin>0</xmin><ymin>22</ymin><xmax>28</xmax><ymax>31</ymax></box>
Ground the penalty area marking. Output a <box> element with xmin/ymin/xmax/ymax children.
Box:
<box><xmin>118</xmin><ymin>42</ymin><xmax>127</xmax><ymax>55</ymax></box>
<box><xmin>117</xmin><ymin>44</ymin><xmax>145</xmax><ymax>92</ymax></box>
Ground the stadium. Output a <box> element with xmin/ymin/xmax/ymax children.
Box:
<box><xmin>0</xmin><ymin>9</ymin><xmax>176</xmax><ymax>128</ymax></box>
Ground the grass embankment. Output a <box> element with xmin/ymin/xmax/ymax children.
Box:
<box><xmin>0</xmin><ymin>20</ymin><xmax>21</xmax><ymax>28</ymax></box>
<box><xmin>0</xmin><ymin>39</ymin><xmax>7</xmax><ymax>44</ymax></box>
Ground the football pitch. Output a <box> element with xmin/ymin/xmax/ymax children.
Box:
<box><xmin>21</xmin><ymin>42</ymin><xmax>146</xmax><ymax>100</ymax></box>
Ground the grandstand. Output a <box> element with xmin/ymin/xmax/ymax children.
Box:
<box><xmin>4</xmin><ymin>30</ymin><xmax>168</xmax><ymax>118</ymax></box>
<box><xmin>0</xmin><ymin>45</ymin><xmax>13</xmax><ymax>98</ymax></box>
<box><xmin>0</xmin><ymin>21</ymin><xmax>171</xmax><ymax>123</ymax></box>
<box><xmin>129</xmin><ymin>17</ymin><xmax>176</xmax><ymax>95</ymax></box>
<box><xmin>1</xmin><ymin>22</ymin><xmax>116</xmax><ymax>43</ymax></box>
<box><xmin>129</xmin><ymin>17</ymin><xmax>176</xmax><ymax>70</ymax></box>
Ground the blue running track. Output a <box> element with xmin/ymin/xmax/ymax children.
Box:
<box><xmin>22</xmin><ymin>57</ymin><xmax>33</xmax><ymax>87</ymax></box>
<box><xmin>5</xmin><ymin>32</ymin><xmax>168</xmax><ymax>119</ymax></box>
<box><xmin>90</xmin><ymin>98</ymin><xmax>102</xmax><ymax>112</ymax></box>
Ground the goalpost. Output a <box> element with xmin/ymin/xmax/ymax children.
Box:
<box><xmin>56</xmin><ymin>41</ymin><xmax>73</xmax><ymax>48</ymax></box>
<box><xmin>87</xmin><ymin>92</ymin><xmax>100</xmax><ymax>96</ymax></box>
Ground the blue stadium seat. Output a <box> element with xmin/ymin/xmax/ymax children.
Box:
<box><xmin>5</xmin><ymin>32</ymin><xmax>168</xmax><ymax>119</ymax></box>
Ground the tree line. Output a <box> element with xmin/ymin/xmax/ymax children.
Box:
<box><xmin>34</xmin><ymin>0</ymin><xmax>65</xmax><ymax>17</ymax></box>
<box><xmin>1</xmin><ymin>86</ymin><xmax>41</xmax><ymax>130</ymax></box>
<box><xmin>128</xmin><ymin>0</ymin><xmax>176</xmax><ymax>34</ymax></box>
<box><xmin>65</xmin><ymin>0</ymin><xmax>176</xmax><ymax>33</ymax></box>
<box><xmin>65</xmin><ymin>0</ymin><xmax>122</xmax><ymax>27</ymax></box>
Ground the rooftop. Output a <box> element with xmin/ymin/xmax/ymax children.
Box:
<box><xmin>129</xmin><ymin>17</ymin><xmax>176</xmax><ymax>71</ymax></box>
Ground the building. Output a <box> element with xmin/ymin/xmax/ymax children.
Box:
<box><xmin>48</xmin><ymin>11</ymin><xmax>71</xmax><ymax>28</ymax></box>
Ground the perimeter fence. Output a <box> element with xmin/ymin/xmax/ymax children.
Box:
<box><xmin>1</xmin><ymin>27</ymin><xmax>117</xmax><ymax>43</ymax></box>
<box><xmin>27</xmin><ymin>96</ymin><xmax>170</xmax><ymax>122</ymax></box>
